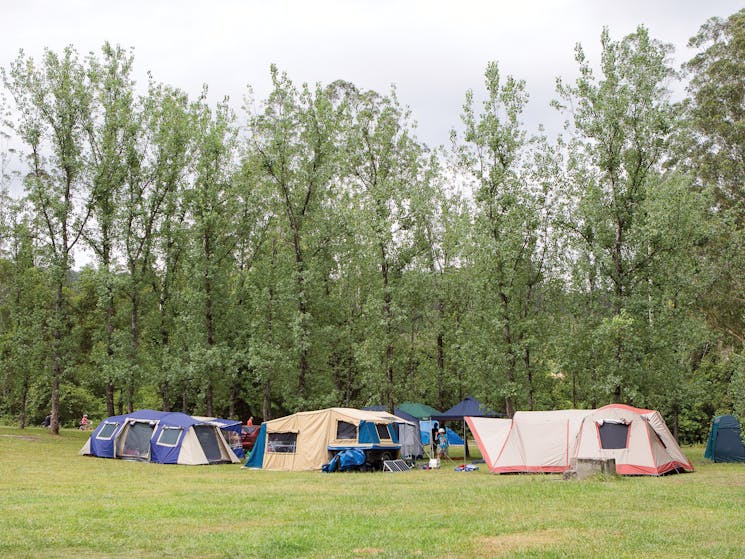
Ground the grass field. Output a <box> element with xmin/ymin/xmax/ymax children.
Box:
<box><xmin>1</xmin><ymin>426</ymin><xmax>744</xmax><ymax>559</ymax></box>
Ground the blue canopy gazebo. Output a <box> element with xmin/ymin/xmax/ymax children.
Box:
<box><xmin>432</xmin><ymin>397</ymin><xmax>501</xmax><ymax>459</ymax></box>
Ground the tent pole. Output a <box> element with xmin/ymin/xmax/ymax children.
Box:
<box><xmin>463</xmin><ymin>420</ymin><xmax>469</xmax><ymax>460</ymax></box>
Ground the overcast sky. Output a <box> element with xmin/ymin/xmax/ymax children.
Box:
<box><xmin>2</xmin><ymin>0</ymin><xmax>742</xmax><ymax>148</ymax></box>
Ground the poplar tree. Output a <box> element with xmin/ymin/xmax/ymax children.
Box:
<box><xmin>554</xmin><ymin>27</ymin><xmax>708</xmax><ymax>410</ymax></box>
<box><xmin>84</xmin><ymin>43</ymin><xmax>137</xmax><ymax>416</ymax></box>
<box><xmin>3</xmin><ymin>47</ymin><xmax>94</xmax><ymax>433</ymax></box>
<box><xmin>453</xmin><ymin>62</ymin><xmax>553</xmax><ymax>416</ymax></box>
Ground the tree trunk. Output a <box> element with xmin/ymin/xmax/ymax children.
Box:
<box><xmin>104</xmin><ymin>238</ymin><xmax>116</xmax><ymax>417</ymax></box>
<box><xmin>437</xmin><ymin>301</ymin><xmax>445</xmax><ymax>409</ymax></box>
<box><xmin>228</xmin><ymin>383</ymin><xmax>237</xmax><ymax>419</ymax></box>
<box><xmin>50</xmin><ymin>280</ymin><xmax>64</xmax><ymax>435</ymax></box>
<box><xmin>128</xmin><ymin>286</ymin><xmax>139</xmax><ymax>414</ymax></box>
<box><xmin>160</xmin><ymin>380</ymin><xmax>171</xmax><ymax>412</ymax></box>
<box><xmin>500</xmin><ymin>290</ymin><xmax>516</xmax><ymax>418</ymax></box>
<box><xmin>19</xmin><ymin>374</ymin><xmax>29</xmax><ymax>429</ymax></box>
<box><xmin>205</xmin><ymin>385</ymin><xmax>214</xmax><ymax>417</ymax></box>
<box><xmin>105</xmin><ymin>284</ymin><xmax>116</xmax><ymax>416</ymax></box>
<box><xmin>263</xmin><ymin>378</ymin><xmax>272</xmax><ymax>421</ymax></box>
<box><xmin>525</xmin><ymin>345</ymin><xmax>534</xmax><ymax>411</ymax></box>
<box><xmin>381</xmin><ymin>246</ymin><xmax>394</xmax><ymax>414</ymax></box>
<box><xmin>612</xmin><ymin>215</ymin><xmax>625</xmax><ymax>400</ymax></box>
<box><xmin>297</xmin><ymin>266</ymin><xmax>309</xmax><ymax>398</ymax></box>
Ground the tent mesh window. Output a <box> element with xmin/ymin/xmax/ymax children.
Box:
<box><xmin>267</xmin><ymin>432</ymin><xmax>297</xmax><ymax>453</ymax></box>
<box><xmin>597</xmin><ymin>421</ymin><xmax>630</xmax><ymax>449</ymax></box>
<box><xmin>375</xmin><ymin>423</ymin><xmax>391</xmax><ymax>441</ymax></box>
<box><xmin>119</xmin><ymin>422</ymin><xmax>154</xmax><ymax>460</ymax></box>
<box><xmin>157</xmin><ymin>427</ymin><xmax>183</xmax><ymax>447</ymax></box>
<box><xmin>336</xmin><ymin>421</ymin><xmax>357</xmax><ymax>440</ymax></box>
<box><xmin>651</xmin><ymin>428</ymin><xmax>667</xmax><ymax>449</ymax></box>
<box><xmin>194</xmin><ymin>425</ymin><xmax>225</xmax><ymax>462</ymax></box>
<box><xmin>96</xmin><ymin>422</ymin><xmax>119</xmax><ymax>440</ymax></box>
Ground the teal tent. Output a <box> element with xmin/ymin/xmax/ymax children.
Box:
<box><xmin>705</xmin><ymin>415</ymin><xmax>745</xmax><ymax>463</ymax></box>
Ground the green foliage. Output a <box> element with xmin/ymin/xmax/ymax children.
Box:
<box><xmin>683</xmin><ymin>8</ymin><xmax>745</xmax><ymax>208</ymax></box>
<box><xmin>2</xmin><ymin>9</ymin><xmax>745</xmax><ymax>440</ymax></box>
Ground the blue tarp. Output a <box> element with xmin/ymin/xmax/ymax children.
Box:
<box><xmin>323</xmin><ymin>448</ymin><xmax>367</xmax><ymax>472</ymax></box>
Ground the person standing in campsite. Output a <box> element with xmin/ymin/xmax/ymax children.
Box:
<box><xmin>79</xmin><ymin>414</ymin><xmax>90</xmax><ymax>430</ymax></box>
<box><xmin>436</xmin><ymin>428</ymin><xmax>449</xmax><ymax>459</ymax></box>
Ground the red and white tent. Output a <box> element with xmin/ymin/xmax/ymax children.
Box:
<box><xmin>467</xmin><ymin>404</ymin><xmax>693</xmax><ymax>476</ymax></box>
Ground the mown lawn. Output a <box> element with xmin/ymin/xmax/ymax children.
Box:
<box><xmin>1</xmin><ymin>426</ymin><xmax>743</xmax><ymax>559</ymax></box>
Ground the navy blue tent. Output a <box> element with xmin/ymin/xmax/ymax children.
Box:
<box><xmin>705</xmin><ymin>415</ymin><xmax>745</xmax><ymax>463</ymax></box>
<box><xmin>432</xmin><ymin>396</ymin><xmax>501</xmax><ymax>421</ymax></box>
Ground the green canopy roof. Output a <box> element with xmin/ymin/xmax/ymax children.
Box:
<box><xmin>397</xmin><ymin>402</ymin><xmax>442</xmax><ymax>419</ymax></box>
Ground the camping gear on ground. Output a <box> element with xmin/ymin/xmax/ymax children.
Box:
<box><xmin>467</xmin><ymin>404</ymin><xmax>693</xmax><ymax>476</ymax></box>
<box><xmin>454</xmin><ymin>464</ymin><xmax>479</xmax><ymax>472</ymax></box>
<box><xmin>80</xmin><ymin>410</ymin><xmax>241</xmax><ymax>465</ymax></box>
<box><xmin>705</xmin><ymin>415</ymin><xmax>745</xmax><ymax>463</ymax></box>
<box><xmin>244</xmin><ymin>407</ymin><xmax>413</xmax><ymax>472</ymax></box>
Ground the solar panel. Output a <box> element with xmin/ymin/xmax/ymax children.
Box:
<box><xmin>383</xmin><ymin>459</ymin><xmax>411</xmax><ymax>472</ymax></box>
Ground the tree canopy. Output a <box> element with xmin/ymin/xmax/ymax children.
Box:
<box><xmin>1</xmin><ymin>11</ymin><xmax>743</xmax><ymax>442</ymax></box>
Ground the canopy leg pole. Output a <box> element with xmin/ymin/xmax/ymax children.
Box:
<box><xmin>464</xmin><ymin>420</ymin><xmax>469</xmax><ymax>460</ymax></box>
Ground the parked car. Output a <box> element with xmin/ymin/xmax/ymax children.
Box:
<box><xmin>241</xmin><ymin>425</ymin><xmax>260</xmax><ymax>452</ymax></box>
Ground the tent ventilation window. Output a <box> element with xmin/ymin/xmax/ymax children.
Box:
<box><xmin>375</xmin><ymin>423</ymin><xmax>391</xmax><ymax>441</ymax></box>
<box><xmin>336</xmin><ymin>421</ymin><xmax>357</xmax><ymax>440</ymax></box>
<box><xmin>96</xmin><ymin>422</ymin><xmax>119</xmax><ymax>440</ymax></box>
<box><xmin>597</xmin><ymin>420</ymin><xmax>630</xmax><ymax>449</ymax></box>
<box><xmin>267</xmin><ymin>432</ymin><xmax>297</xmax><ymax>453</ymax></box>
<box><xmin>652</xmin><ymin>429</ymin><xmax>667</xmax><ymax>449</ymax></box>
<box><xmin>157</xmin><ymin>427</ymin><xmax>183</xmax><ymax>447</ymax></box>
